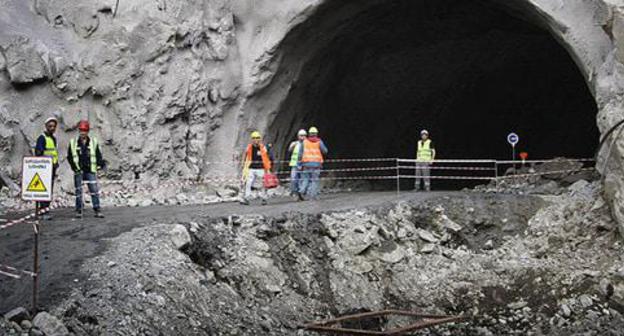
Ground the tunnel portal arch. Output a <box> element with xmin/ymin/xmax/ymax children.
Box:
<box><xmin>242</xmin><ymin>0</ymin><xmax>599</xmax><ymax>189</ymax></box>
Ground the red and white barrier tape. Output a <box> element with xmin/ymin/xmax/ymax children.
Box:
<box><xmin>398</xmin><ymin>165</ymin><xmax>496</xmax><ymax>171</ymax></box>
<box><xmin>0</xmin><ymin>269</ymin><xmax>20</xmax><ymax>279</ymax></box>
<box><xmin>397</xmin><ymin>159</ymin><xmax>497</xmax><ymax>164</ymax></box>
<box><xmin>400</xmin><ymin>175</ymin><xmax>494</xmax><ymax>181</ymax></box>
<box><xmin>0</xmin><ymin>263</ymin><xmax>36</xmax><ymax>279</ymax></box>
<box><xmin>274</xmin><ymin>166</ymin><xmax>398</xmax><ymax>175</ymax></box>
<box><xmin>0</xmin><ymin>199</ymin><xmax>71</xmax><ymax>231</ymax></box>
<box><xmin>202</xmin><ymin>158</ymin><xmax>398</xmax><ymax>165</ymax></box>
<box><xmin>496</xmin><ymin>158</ymin><xmax>595</xmax><ymax>165</ymax></box>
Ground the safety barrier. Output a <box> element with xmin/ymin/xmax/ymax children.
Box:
<box><xmin>1</xmin><ymin>157</ymin><xmax>596</xmax><ymax>226</ymax></box>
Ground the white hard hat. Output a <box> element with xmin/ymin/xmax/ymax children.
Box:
<box><xmin>45</xmin><ymin>117</ymin><xmax>58</xmax><ymax>125</ymax></box>
<box><xmin>420</xmin><ymin>129</ymin><xmax>429</xmax><ymax>135</ymax></box>
<box><xmin>297</xmin><ymin>129</ymin><xmax>307</xmax><ymax>136</ymax></box>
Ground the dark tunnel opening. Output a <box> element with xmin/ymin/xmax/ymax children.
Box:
<box><xmin>266</xmin><ymin>0</ymin><xmax>598</xmax><ymax>189</ymax></box>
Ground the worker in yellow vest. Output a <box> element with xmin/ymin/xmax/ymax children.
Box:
<box><xmin>67</xmin><ymin>120</ymin><xmax>106</xmax><ymax>218</ymax></box>
<box><xmin>288</xmin><ymin>129</ymin><xmax>307</xmax><ymax>199</ymax></box>
<box><xmin>415</xmin><ymin>129</ymin><xmax>436</xmax><ymax>191</ymax></box>
<box><xmin>240</xmin><ymin>131</ymin><xmax>272</xmax><ymax>205</ymax></box>
<box><xmin>34</xmin><ymin>117</ymin><xmax>59</xmax><ymax>220</ymax></box>
<box><xmin>297</xmin><ymin>127</ymin><xmax>328</xmax><ymax>201</ymax></box>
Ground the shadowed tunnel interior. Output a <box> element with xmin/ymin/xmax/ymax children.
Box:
<box><xmin>266</xmin><ymin>0</ymin><xmax>598</xmax><ymax>170</ymax></box>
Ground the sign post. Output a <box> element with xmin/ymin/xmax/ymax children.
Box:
<box><xmin>21</xmin><ymin>156</ymin><xmax>53</xmax><ymax>313</ymax></box>
<box><xmin>21</xmin><ymin>157</ymin><xmax>53</xmax><ymax>204</ymax></box>
<box><xmin>507</xmin><ymin>133</ymin><xmax>519</xmax><ymax>174</ymax></box>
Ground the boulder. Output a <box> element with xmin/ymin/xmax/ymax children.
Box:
<box><xmin>4</xmin><ymin>307</ymin><xmax>30</xmax><ymax>323</ymax></box>
<box><xmin>417</xmin><ymin>229</ymin><xmax>438</xmax><ymax>243</ymax></box>
<box><xmin>3</xmin><ymin>36</ymin><xmax>48</xmax><ymax>84</ymax></box>
<box><xmin>33</xmin><ymin>312</ymin><xmax>69</xmax><ymax>336</ymax></box>
<box><xmin>170</xmin><ymin>224</ymin><xmax>191</xmax><ymax>250</ymax></box>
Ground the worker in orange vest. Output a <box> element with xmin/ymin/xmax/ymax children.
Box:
<box><xmin>240</xmin><ymin>131</ymin><xmax>272</xmax><ymax>205</ymax></box>
<box><xmin>296</xmin><ymin>127</ymin><xmax>328</xmax><ymax>201</ymax></box>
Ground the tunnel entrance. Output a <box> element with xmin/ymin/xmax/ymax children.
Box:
<box><xmin>263</xmin><ymin>0</ymin><xmax>598</xmax><ymax>189</ymax></box>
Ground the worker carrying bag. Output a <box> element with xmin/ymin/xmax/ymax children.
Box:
<box><xmin>263</xmin><ymin>172</ymin><xmax>280</xmax><ymax>189</ymax></box>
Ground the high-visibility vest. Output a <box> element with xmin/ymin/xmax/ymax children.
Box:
<box><xmin>42</xmin><ymin>133</ymin><xmax>58</xmax><ymax>165</ymax></box>
<box><xmin>301</xmin><ymin>139</ymin><xmax>323</xmax><ymax>163</ymax></box>
<box><xmin>289</xmin><ymin>142</ymin><xmax>301</xmax><ymax>167</ymax></box>
<box><xmin>244</xmin><ymin>144</ymin><xmax>271</xmax><ymax>171</ymax></box>
<box><xmin>417</xmin><ymin>139</ymin><xmax>433</xmax><ymax>162</ymax></box>
<box><xmin>70</xmin><ymin>137</ymin><xmax>98</xmax><ymax>173</ymax></box>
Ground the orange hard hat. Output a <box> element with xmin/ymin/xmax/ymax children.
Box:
<box><xmin>78</xmin><ymin>120</ymin><xmax>90</xmax><ymax>132</ymax></box>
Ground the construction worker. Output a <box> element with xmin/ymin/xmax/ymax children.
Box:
<box><xmin>34</xmin><ymin>117</ymin><xmax>60</xmax><ymax>220</ymax></box>
<box><xmin>415</xmin><ymin>129</ymin><xmax>436</xmax><ymax>191</ymax></box>
<box><xmin>288</xmin><ymin>129</ymin><xmax>307</xmax><ymax>198</ymax></box>
<box><xmin>240</xmin><ymin>131</ymin><xmax>271</xmax><ymax>205</ymax></box>
<box><xmin>67</xmin><ymin>120</ymin><xmax>106</xmax><ymax>218</ymax></box>
<box><xmin>297</xmin><ymin>127</ymin><xmax>328</xmax><ymax>201</ymax></box>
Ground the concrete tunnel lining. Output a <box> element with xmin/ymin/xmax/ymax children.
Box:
<box><xmin>244</xmin><ymin>0</ymin><xmax>598</xmax><ymax>177</ymax></box>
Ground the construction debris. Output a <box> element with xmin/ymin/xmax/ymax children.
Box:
<box><xmin>1</xmin><ymin>179</ymin><xmax>621</xmax><ymax>335</ymax></box>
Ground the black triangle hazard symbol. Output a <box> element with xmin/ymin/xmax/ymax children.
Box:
<box><xmin>26</xmin><ymin>173</ymin><xmax>47</xmax><ymax>192</ymax></box>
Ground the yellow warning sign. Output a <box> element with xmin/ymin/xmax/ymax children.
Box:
<box><xmin>26</xmin><ymin>173</ymin><xmax>47</xmax><ymax>192</ymax></box>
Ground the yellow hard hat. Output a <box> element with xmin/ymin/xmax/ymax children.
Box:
<box><xmin>251</xmin><ymin>131</ymin><xmax>262</xmax><ymax>139</ymax></box>
<box><xmin>308</xmin><ymin>126</ymin><xmax>319</xmax><ymax>134</ymax></box>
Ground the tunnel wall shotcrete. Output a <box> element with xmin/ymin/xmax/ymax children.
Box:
<box><xmin>2</xmin><ymin>0</ymin><xmax>624</xmax><ymax>232</ymax></box>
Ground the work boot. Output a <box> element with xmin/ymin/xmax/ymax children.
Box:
<box><xmin>94</xmin><ymin>210</ymin><xmax>104</xmax><ymax>218</ymax></box>
<box><xmin>239</xmin><ymin>198</ymin><xmax>249</xmax><ymax>205</ymax></box>
<box><xmin>75</xmin><ymin>210</ymin><xmax>83</xmax><ymax>219</ymax></box>
<box><xmin>261</xmin><ymin>199</ymin><xmax>268</xmax><ymax>206</ymax></box>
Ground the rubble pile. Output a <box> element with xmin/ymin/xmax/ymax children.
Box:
<box><xmin>472</xmin><ymin>159</ymin><xmax>599</xmax><ymax>196</ymax></box>
<box><xmin>1</xmin><ymin>179</ymin><xmax>620</xmax><ymax>335</ymax></box>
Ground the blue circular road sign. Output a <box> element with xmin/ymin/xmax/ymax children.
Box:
<box><xmin>507</xmin><ymin>133</ymin><xmax>519</xmax><ymax>146</ymax></box>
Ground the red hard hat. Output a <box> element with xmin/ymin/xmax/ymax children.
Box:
<box><xmin>78</xmin><ymin>120</ymin><xmax>90</xmax><ymax>132</ymax></box>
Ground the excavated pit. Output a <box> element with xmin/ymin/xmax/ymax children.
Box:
<box><xmin>263</xmin><ymin>0</ymin><xmax>598</xmax><ymax>174</ymax></box>
<box><xmin>182</xmin><ymin>194</ymin><xmax>547</xmax><ymax>332</ymax></box>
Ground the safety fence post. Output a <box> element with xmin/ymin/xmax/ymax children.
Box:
<box><xmin>395</xmin><ymin>158</ymin><xmax>400</xmax><ymax>197</ymax></box>
<box><xmin>494</xmin><ymin>161</ymin><xmax>499</xmax><ymax>193</ymax></box>
<box><xmin>32</xmin><ymin>219</ymin><xmax>39</xmax><ymax>313</ymax></box>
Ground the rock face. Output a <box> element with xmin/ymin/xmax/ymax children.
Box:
<box><xmin>2</xmin><ymin>0</ymin><xmax>624</xmax><ymax>234</ymax></box>
<box><xmin>0</xmin><ymin>0</ymin><xmax>240</xmax><ymax>187</ymax></box>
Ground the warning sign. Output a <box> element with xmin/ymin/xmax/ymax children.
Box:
<box><xmin>27</xmin><ymin>173</ymin><xmax>47</xmax><ymax>192</ymax></box>
<box><xmin>21</xmin><ymin>157</ymin><xmax>53</xmax><ymax>202</ymax></box>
